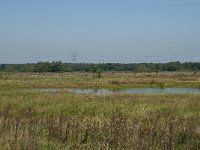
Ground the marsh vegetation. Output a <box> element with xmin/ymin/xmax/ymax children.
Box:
<box><xmin>0</xmin><ymin>72</ymin><xmax>200</xmax><ymax>149</ymax></box>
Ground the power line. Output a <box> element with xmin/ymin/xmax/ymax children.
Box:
<box><xmin>77</xmin><ymin>50</ymin><xmax>200</xmax><ymax>63</ymax></box>
<box><xmin>0</xmin><ymin>50</ymin><xmax>199</xmax><ymax>63</ymax></box>
<box><xmin>71</xmin><ymin>51</ymin><xmax>78</xmax><ymax>63</ymax></box>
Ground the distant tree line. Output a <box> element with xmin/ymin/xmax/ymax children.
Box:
<box><xmin>0</xmin><ymin>61</ymin><xmax>199</xmax><ymax>73</ymax></box>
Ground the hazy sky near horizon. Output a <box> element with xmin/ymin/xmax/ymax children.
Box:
<box><xmin>0</xmin><ymin>0</ymin><xmax>200</xmax><ymax>63</ymax></box>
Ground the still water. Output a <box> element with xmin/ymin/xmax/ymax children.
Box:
<box><xmin>30</xmin><ymin>88</ymin><xmax>200</xmax><ymax>94</ymax></box>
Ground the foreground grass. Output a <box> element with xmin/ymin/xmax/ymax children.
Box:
<box><xmin>0</xmin><ymin>91</ymin><xmax>200</xmax><ymax>149</ymax></box>
<box><xmin>0</xmin><ymin>72</ymin><xmax>200</xmax><ymax>149</ymax></box>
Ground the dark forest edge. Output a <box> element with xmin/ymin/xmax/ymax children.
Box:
<box><xmin>0</xmin><ymin>61</ymin><xmax>199</xmax><ymax>73</ymax></box>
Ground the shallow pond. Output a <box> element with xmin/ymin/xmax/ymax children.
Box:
<box><xmin>29</xmin><ymin>88</ymin><xmax>200</xmax><ymax>94</ymax></box>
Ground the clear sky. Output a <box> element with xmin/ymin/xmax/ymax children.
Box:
<box><xmin>0</xmin><ymin>0</ymin><xmax>200</xmax><ymax>63</ymax></box>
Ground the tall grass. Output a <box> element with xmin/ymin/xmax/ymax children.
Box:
<box><xmin>0</xmin><ymin>107</ymin><xmax>199</xmax><ymax>149</ymax></box>
<box><xmin>0</xmin><ymin>92</ymin><xmax>200</xmax><ymax>149</ymax></box>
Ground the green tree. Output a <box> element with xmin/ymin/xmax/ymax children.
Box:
<box><xmin>96</xmin><ymin>68</ymin><xmax>102</xmax><ymax>78</ymax></box>
<box><xmin>50</xmin><ymin>61</ymin><xmax>63</xmax><ymax>72</ymax></box>
<box><xmin>33</xmin><ymin>62</ymin><xmax>50</xmax><ymax>73</ymax></box>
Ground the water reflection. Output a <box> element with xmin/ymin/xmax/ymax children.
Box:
<box><xmin>29</xmin><ymin>88</ymin><xmax>200</xmax><ymax>94</ymax></box>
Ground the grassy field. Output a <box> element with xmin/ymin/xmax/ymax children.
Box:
<box><xmin>0</xmin><ymin>72</ymin><xmax>200</xmax><ymax>149</ymax></box>
<box><xmin>0</xmin><ymin>72</ymin><xmax>200</xmax><ymax>90</ymax></box>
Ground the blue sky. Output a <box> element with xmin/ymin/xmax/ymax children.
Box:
<box><xmin>0</xmin><ymin>0</ymin><xmax>200</xmax><ymax>63</ymax></box>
